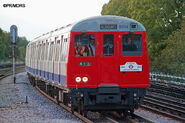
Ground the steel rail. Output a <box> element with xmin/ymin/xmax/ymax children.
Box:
<box><xmin>34</xmin><ymin>86</ymin><xmax>93</xmax><ymax>123</ymax></box>
<box><xmin>0</xmin><ymin>66</ymin><xmax>25</xmax><ymax>80</ymax></box>
<box><xmin>101</xmin><ymin>112</ymin><xmax>154</xmax><ymax>123</ymax></box>
<box><xmin>147</xmin><ymin>88</ymin><xmax>184</xmax><ymax>99</ymax></box>
<box><xmin>141</xmin><ymin>101</ymin><xmax>185</xmax><ymax>122</ymax></box>
<box><xmin>140</xmin><ymin>105</ymin><xmax>185</xmax><ymax>122</ymax></box>
<box><xmin>146</xmin><ymin>93</ymin><xmax>185</xmax><ymax>107</ymax></box>
<box><xmin>143</xmin><ymin>98</ymin><xmax>185</xmax><ymax>119</ymax></box>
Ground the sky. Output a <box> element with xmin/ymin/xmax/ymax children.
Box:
<box><xmin>0</xmin><ymin>0</ymin><xmax>109</xmax><ymax>41</ymax></box>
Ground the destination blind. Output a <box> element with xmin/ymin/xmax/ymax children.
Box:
<box><xmin>100</xmin><ymin>24</ymin><xmax>117</xmax><ymax>30</ymax></box>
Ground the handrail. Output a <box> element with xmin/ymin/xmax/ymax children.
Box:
<box><xmin>150</xmin><ymin>72</ymin><xmax>185</xmax><ymax>84</ymax></box>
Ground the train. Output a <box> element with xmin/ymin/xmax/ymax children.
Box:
<box><xmin>26</xmin><ymin>15</ymin><xmax>149</xmax><ymax>116</ymax></box>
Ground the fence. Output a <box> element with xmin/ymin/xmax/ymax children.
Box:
<box><xmin>150</xmin><ymin>72</ymin><xmax>185</xmax><ymax>84</ymax></box>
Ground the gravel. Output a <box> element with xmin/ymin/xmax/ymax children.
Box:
<box><xmin>0</xmin><ymin>72</ymin><xmax>82</xmax><ymax>123</ymax></box>
<box><xmin>135</xmin><ymin>108</ymin><xmax>181</xmax><ymax>123</ymax></box>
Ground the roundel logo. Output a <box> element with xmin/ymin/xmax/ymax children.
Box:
<box><xmin>90</xmin><ymin>35</ymin><xmax>95</xmax><ymax>39</ymax></box>
<box><xmin>129</xmin><ymin>65</ymin><xmax>134</xmax><ymax>69</ymax></box>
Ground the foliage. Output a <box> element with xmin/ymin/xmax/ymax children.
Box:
<box><xmin>101</xmin><ymin>0</ymin><xmax>185</xmax><ymax>75</ymax></box>
<box><xmin>0</xmin><ymin>28</ymin><xmax>29</xmax><ymax>64</ymax></box>
<box><xmin>101</xmin><ymin>0</ymin><xmax>131</xmax><ymax>17</ymax></box>
<box><xmin>153</xmin><ymin>20</ymin><xmax>185</xmax><ymax>76</ymax></box>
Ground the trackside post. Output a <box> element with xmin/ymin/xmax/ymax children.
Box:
<box><xmin>10</xmin><ymin>25</ymin><xmax>18</xmax><ymax>84</ymax></box>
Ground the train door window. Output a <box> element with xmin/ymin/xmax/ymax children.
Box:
<box><xmin>62</xmin><ymin>39</ymin><xmax>67</xmax><ymax>61</ymax></box>
<box><xmin>74</xmin><ymin>34</ymin><xmax>95</xmax><ymax>57</ymax></box>
<box><xmin>45</xmin><ymin>42</ymin><xmax>48</xmax><ymax>60</ymax></box>
<box><xmin>31</xmin><ymin>45</ymin><xmax>33</xmax><ymax>59</ymax></box>
<box><xmin>33</xmin><ymin>44</ymin><xmax>35</xmax><ymax>59</ymax></box>
<box><xmin>64</xmin><ymin>38</ymin><xmax>69</xmax><ymax>61</ymax></box>
<box><xmin>43</xmin><ymin>43</ymin><xmax>46</xmax><ymax>60</ymax></box>
<box><xmin>38</xmin><ymin>44</ymin><xmax>41</xmax><ymax>60</ymax></box>
<box><xmin>55</xmin><ymin>40</ymin><xmax>60</xmax><ymax>61</ymax></box>
<box><xmin>122</xmin><ymin>34</ymin><xmax>142</xmax><ymax>56</ymax></box>
<box><xmin>60</xmin><ymin>37</ymin><xmax>64</xmax><ymax>61</ymax></box>
<box><xmin>40</xmin><ymin>44</ymin><xmax>43</xmax><ymax>60</ymax></box>
<box><xmin>30</xmin><ymin>45</ymin><xmax>32</xmax><ymax>59</ymax></box>
<box><xmin>41</xmin><ymin>43</ymin><xmax>45</xmax><ymax>60</ymax></box>
<box><xmin>49</xmin><ymin>42</ymin><xmax>54</xmax><ymax>61</ymax></box>
<box><xmin>40</xmin><ymin>44</ymin><xmax>42</xmax><ymax>60</ymax></box>
<box><xmin>36</xmin><ymin>44</ymin><xmax>38</xmax><ymax>60</ymax></box>
<box><xmin>103</xmin><ymin>34</ymin><xmax>114</xmax><ymax>56</ymax></box>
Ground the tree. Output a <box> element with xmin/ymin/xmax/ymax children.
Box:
<box><xmin>101</xmin><ymin>0</ymin><xmax>131</xmax><ymax>17</ymax></box>
<box><xmin>153</xmin><ymin>20</ymin><xmax>185</xmax><ymax>75</ymax></box>
<box><xmin>0</xmin><ymin>28</ymin><xmax>29</xmax><ymax>63</ymax></box>
<box><xmin>16</xmin><ymin>37</ymin><xmax>29</xmax><ymax>62</ymax></box>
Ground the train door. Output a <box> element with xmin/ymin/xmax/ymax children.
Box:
<box><xmin>67</xmin><ymin>32</ymin><xmax>99</xmax><ymax>88</ymax></box>
<box><xmin>54</xmin><ymin>37</ymin><xmax>60</xmax><ymax>84</ymax></box>
<box><xmin>99</xmin><ymin>33</ymin><xmax>118</xmax><ymax>86</ymax></box>
<box><xmin>117</xmin><ymin>32</ymin><xmax>149</xmax><ymax>87</ymax></box>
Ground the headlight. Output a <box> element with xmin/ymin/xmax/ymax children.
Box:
<box><xmin>82</xmin><ymin>77</ymin><xmax>88</xmax><ymax>82</ymax></box>
<box><xmin>134</xmin><ymin>93</ymin><xmax>137</xmax><ymax>97</ymax></box>
<box><xmin>75</xmin><ymin>77</ymin><xmax>81</xmax><ymax>83</ymax></box>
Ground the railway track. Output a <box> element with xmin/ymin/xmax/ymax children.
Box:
<box><xmin>0</xmin><ymin>67</ymin><xmax>93</xmax><ymax>123</ymax></box>
<box><xmin>33</xmin><ymin>79</ymin><xmax>156</xmax><ymax>123</ymax></box>
<box><xmin>149</xmin><ymin>81</ymin><xmax>185</xmax><ymax>99</ymax></box>
<box><xmin>100</xmin><ymin>112</ymin><xmax>154</xmax><ymax>123</ymax></box>
<box><xmin>142</xmin><ymin>91</ymin><xmax>185</xmax><ymax>122</ymax></box>
<box><xmin>34</xmin><ymin>84</ymin><xmax>94</xmax><ymax>123</ymax></box>
<box><xmin>0</xmin><ymin>65</ymin><xmax>25</xmax><ymax>80</ymax></box>
<box><xmin>32</xmin><ymin>78</ymin><xmax>155</xmax><ymax>123</ymax></box>
<box><xmin>0</xmin><ymin>68</ymin><xmax>91</xmax><ymax>122</ymax></box>
<box><xmin>35</xmin><ymin>81</ymin><xmax>153</xmax><ymax>123</ymax></box>
<box><xmin>146</xmin><ymin>92</ymin><xmax>185</xmax><ymax>107</ymax></box>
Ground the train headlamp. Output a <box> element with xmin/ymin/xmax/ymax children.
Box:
<box><xmin>134</xmin><ymin>93</ymin><xmax>137</xmax><ymax>97</ymax></box>
<box><xmin>75</xmin><ymin>77</ymin><xmax>81</xmax><ymax>83</ymax></box>
<box><xmin>82</xmin><ymin>77</ymin><xmax>88</xmax><ymax>82</ymax></box>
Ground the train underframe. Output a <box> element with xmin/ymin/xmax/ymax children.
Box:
<box><xmin>27</xmin><ymin>73</ymin><xmax>146</xmax><ymax>117</ymax></box>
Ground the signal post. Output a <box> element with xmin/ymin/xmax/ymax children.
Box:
<box><xmin>10</xmin><ymin>25</ymin><xmax>18</xmax><ymax>84</ymax></box>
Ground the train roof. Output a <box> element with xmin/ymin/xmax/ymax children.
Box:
<box><xmin>32</xmin><ymin>15</ymin><xmax>146</xmax><ymax>42</ymax></box>
<box><xmin>71</xmin><ymin>15</ymin><xmax>146</xmax><ymax>32</ymax></box>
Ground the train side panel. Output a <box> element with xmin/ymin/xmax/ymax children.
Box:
<box><xmin>26</xmin><ymin>33</ymin><xmax>70</xmax><ymax>88</ymax></box>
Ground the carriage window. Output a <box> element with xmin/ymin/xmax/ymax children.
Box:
<box><xmin>74</xmin><ymin>34</ymin><xmax>95</xmax><ymax>57</ymax></box>
<box><xmin>49</xmin><ymin>42</ymin><xmax>54</xmax><ymax>60</ymax></box>
<box><xmin>122</xmin><ymin>34</ymin><xmax>142</xmax><ymax>56</ymax></box>
<box><xmin>103</xmin><ymin>34</ymin><xmax>114</xmax><ymax>56</ymax></box>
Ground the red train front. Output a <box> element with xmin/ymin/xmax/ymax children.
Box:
<box><xmin>67</xmin><ymin>16</ymin><xmax>149</xmax><ymax>114</ymax></box>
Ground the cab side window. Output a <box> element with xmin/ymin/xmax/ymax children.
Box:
<box><xmin>122</xmin><ymin>34</ymin><xmax>142</xmax><ymax>56</ymax></box>
<box><xmin>103</xmin><ymin>34</ymin><xmax>114</xmax><ymax>56</ymax></box>
<box><xmin>74</xmin><ymin>34</ymin><xmax>95</xmax><ymax>57</ymax></box>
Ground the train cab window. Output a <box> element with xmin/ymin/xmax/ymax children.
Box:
<box><xmin>74</xmin><ymin>34</ymin><xmax>95</xmax><ymax>57</ymax></box>
<box><xmin>122</xmin><ymin>34</ymin><xmax>142</xmax><ymax>56</ymax></box>
<box><xmin>103</xmin><ymin>34</ymin><xmax>114</xmax><ymax>56</ymax></box>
